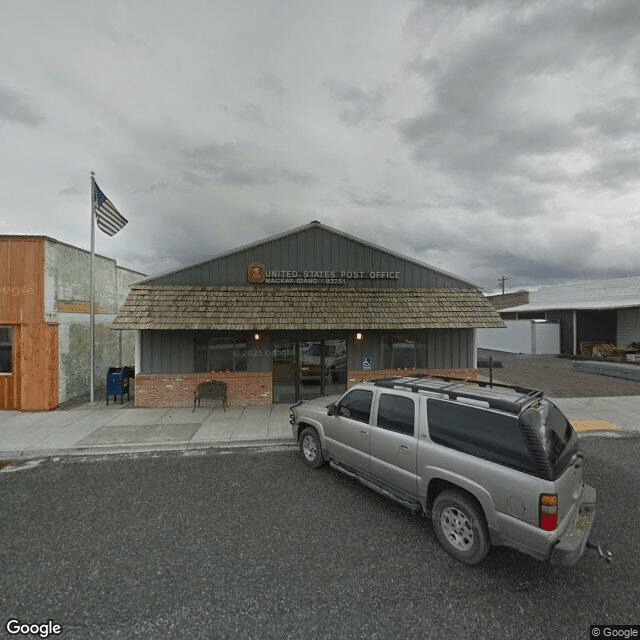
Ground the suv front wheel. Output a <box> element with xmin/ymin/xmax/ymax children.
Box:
<box><xmin>299</xmin><ymin>427</ymin><xmax>325</xmax><ymax>468</ymax></box>
<box><xmin>432</xmin><ymin>490</ymin><xmax>490</xmax><ymax>564</ymax></box>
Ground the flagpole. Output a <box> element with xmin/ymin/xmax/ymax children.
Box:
<box><xmin>90</xmin><ymin>171</ymin><xmax>96</xmax><ymax>403</ymax></box>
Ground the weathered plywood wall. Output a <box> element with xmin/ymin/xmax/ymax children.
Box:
<box><xmin>0</xmin><ymin>237</ymin><xmax>45</xmax><ymax>324</ymax></box>
<box><xmin>17</xmin><ymin>323</ymin><xmax>59</xmax><ymax>410</ymax></box>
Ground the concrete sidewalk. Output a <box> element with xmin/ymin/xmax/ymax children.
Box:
<box><xmin>1</xmin><ymin>395</ymin><xmax>639</xmax><ymax>462</ymax></box>
<box><xmin>0</xmin><ymin>403</ymin><xmax>295</xmax><ymax>460</ymax></box>
<box><xmin>551</xmin><ymin>395</ymin><xmax>640</xmax><ymax>433</ymax></box>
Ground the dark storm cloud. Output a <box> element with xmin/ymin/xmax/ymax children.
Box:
<box><xmin>575</xmin><ymin>96</ymin><xmax>640</xmax><ymax>140</ymax></box>
<box><xmin>323</xmin><ymin>79</ymin><xmax>386</xmax><ymax>126</ymax></box>
<box><xmin>256</xmin><ymin>73</ymin><xmax>286</xmax><ymax>101</ymax></box>
<box><xmin>3</xmin><ymin>0</ymin><xmax>640</xmax><ymax>292</ymax></box>
<box><xmin>401</xmin><ymin>0</ymin><xmax>640</xmax><ymax>183</ymax></box>
<box><xmin>130</xmin><ymin>181</ymin><xmax>171</xmax><ymax>195</ymax></box>
<box><xmin>182</xmin><ymin>142</ymin><xmax>317</xmax><ymax>187</ymax></box>
<box><xmin>339</xmin><ymin>185</ymin><xmax>412</xmax><ymax>210</ymax></box>
<box><xmin>59</xmin><ymin>183</ymin><xmax>81</xmax><ymax>197</ymax></box>
<box><xmin>96</xmin><ymin>21</ymin><xmax>155</xmax><ymax>53</ymax></box>
<box><xmin>0</xmin><ymin>86</ymin><xmax>44</xmax><ymax>126</ymax></box>
<box><xmin>219</xmin><ymin>102</ymin><xmax>280</xmax><ymax>129</ymax></box>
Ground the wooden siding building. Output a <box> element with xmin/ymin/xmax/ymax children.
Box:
<box><xmin>0</xmin><ymin>236</ymin><xmax>144</xmax><ymax>410</ymax></box>
<box><xmin>112</xmin><ymin>222</ymin><xmax>504</xmax><ymax>406</ymax></box>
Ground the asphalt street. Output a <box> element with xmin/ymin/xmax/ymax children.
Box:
<box><xmin>1</xmin><ymin>436</ymin><xmax>639</xmax><ymax>640</ymax></box>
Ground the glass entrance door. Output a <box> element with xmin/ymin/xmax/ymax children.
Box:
<box><xmin>273</xmin><ymin>338</ymin><xmax>347</xmax><ymax>402</ymax></box>
<box><xmin>273</xmin><ymin>340</ymin><xmax>297</xmax><ymax>403</ymax></box>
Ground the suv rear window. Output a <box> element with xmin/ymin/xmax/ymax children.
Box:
<box><xmin>427</xmin><ymin>399</ymin><xmax>537</xmax><ymax>475</ymax></box>
<box><xmin>520</xmin><ymin>400</ymin><xmax>579</xmax><ymax>477</ymax></box>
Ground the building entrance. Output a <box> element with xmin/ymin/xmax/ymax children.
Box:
<box><xmin>272</xmin><ymin>338</ymin><xmax>347</xmax><ymax>403</ymax></box>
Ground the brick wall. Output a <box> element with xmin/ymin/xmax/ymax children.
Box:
<box><xmin>347</xmin><ymin>368</ymin><xmax>477</xmax><ymax>387</ymax></box>
<box><xmin>135</xmin><ymin>372</ymin><xmax>273</xmax><ymax>407</ymax></box>
<box><xmin>135</xmin><ymin>368</ymin><xmax>478</xmax><ymax>406</ymax></box>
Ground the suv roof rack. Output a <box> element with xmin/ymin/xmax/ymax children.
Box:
<box><xmin>369</xmin><ymin>374</ymin><xmax>543</xmax><ymax>415</ymax></box>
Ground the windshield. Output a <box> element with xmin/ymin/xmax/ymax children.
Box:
<box><xmin>520</xmin><ymin>400</ymin><xmax>580</xmax><ymax>476</ymax></box>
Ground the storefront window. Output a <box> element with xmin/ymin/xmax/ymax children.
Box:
<box><xmin>0</xmin><ymin>327</ymin><xmax>12</xmax><ymax>374</ymax></box>
<box><xmin>382</xmin><ymin>335</ymin><xmax>426</xmax><ymax>369</ymax></box>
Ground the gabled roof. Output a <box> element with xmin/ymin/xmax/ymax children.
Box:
<box><xmin>111</xmin><ymin>285</ymin><xmax>504</xmax><ymax>331</ymax></box>
<box><xmin>140</xmin><ymin>220</ymin><xmax>480</xmax><ymax>289</ymax></box>
<box><xmin>503</xmin><ymin>275</ymin><xmax>640</xmax><ymax>312</ymax></box>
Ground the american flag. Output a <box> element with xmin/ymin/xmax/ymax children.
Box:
<box><xmin>92</xmin><ymin>180</ymin><xmax>128</xmax><ymax>236</ymax></box>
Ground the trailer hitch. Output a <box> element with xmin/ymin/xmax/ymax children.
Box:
<box><xmin>586</xmin><ymin>540</ymin><xmax>613</xmax><ymax>563</ymax></box>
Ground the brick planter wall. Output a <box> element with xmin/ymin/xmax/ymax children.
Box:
<box><xmin>134</xmin><ymin>372</ymin><xmax>273</xmax><ymax>407</ymax></box>
<box><xmin>347</xmin><ymin>368</ymin><xmax>477</xmax><ymax>387</ymax></box>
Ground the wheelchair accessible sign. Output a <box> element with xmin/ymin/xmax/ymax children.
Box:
<box><xmin>362</xmin><ymin>356</ymin><xmax>372</xmax><ymax>371</ymax></box>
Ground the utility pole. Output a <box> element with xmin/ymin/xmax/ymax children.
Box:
<box><xmin>498</xmin><ymin>275</ymin><xmax>509</xmax><ymax>294</ymax></box>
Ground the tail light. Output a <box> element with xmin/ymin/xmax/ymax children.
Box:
<box><xmin>539</xmin><ymin>493</ymin><xmax>558</xmax><ymax>531</ymax></box>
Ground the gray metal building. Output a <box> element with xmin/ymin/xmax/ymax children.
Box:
<box><xmin>112</xmin><ymin>221</ymin><xmax>503</xmax><ymax>406</ymax></box>
<box><xmin>489</xmin><ymin>276</ymin><xmax>640</xmax><ymax>355</ymax></box>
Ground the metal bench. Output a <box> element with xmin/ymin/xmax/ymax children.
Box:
<box><xmin>193</xmin><ymin>380</ymin><xmax>228</xmax><ymax>412</ymax></box>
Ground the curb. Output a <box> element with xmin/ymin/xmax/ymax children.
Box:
<box><xmin>0</xmin><ymin>437</ymin><xmax>297</xmax><ymax>462</ymax></box>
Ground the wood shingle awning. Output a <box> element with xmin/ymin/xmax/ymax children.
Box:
<box><xmin>111</xmin><ymin>285</ymin><xmax>505</xmax><ymax>331</ymax></box>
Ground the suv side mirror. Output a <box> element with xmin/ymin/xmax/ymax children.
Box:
<box><xmin>327</xmin><ymin>404</ymin><xmax>338</xmax><ymax>416</ymax></box>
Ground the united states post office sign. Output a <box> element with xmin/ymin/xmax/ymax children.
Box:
<box><xmin>247</xmin><ymin>263</ymin><xmax>400</xmax><ymax>285</ymax></box>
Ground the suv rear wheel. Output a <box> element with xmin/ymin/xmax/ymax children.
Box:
<box><xmin>299</xmin><ymin>427</ymin><xmax>325</xmax><ymax>468</ymax></box>
<box><xmin>432</xmin><ymin>490</ymin><xmax>490</xmax><ymax>564</ymax></box>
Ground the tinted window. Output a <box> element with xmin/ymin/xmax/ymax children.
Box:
<box><xmin>195</xmin><ymin>335</ymin><xmax>248</xmax><ymax>372</ymax></box>
<box><xmin>427</xmin><ymin>399</ymin><xmax>536</xmax><ymax>475</ymax></box>
<box><xmin>338</xmin><ymin>389</ymin><xmax>373</xmax><ymax>424</ymax></box>
<box><xmin>381</xmin><ymin>335</ymin><xmax>426</xmax><ymax>369</ymax></box>
<box><xmin>376</xmin><ymin>394</ymin><xmax>415</xmax><ymax>436</ymax></box>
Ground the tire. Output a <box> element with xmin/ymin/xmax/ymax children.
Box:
<box><xmin>299</xmin><ymin>427</ymin><xmax>325</xmax><ymax>468</ymax></box>
<box><xmin>431</xmin><ymin>490</ymin><xmax>490</xmax><ymax>565</ymax></box>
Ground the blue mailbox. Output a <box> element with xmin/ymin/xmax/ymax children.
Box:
<box><xmin>106</xmin><ymin>366</ymin><xmax>135</xmax><ymax>405</ymax></box>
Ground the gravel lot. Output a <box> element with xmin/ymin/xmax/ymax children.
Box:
<box><xmin>1</xmin><ymin>445</ymin><xmax>638</xmax><ymax>640</ymax></box>
<box><xmin>478</xmin><ymin>348</ymin><xmax>640</xmax><ymax>397</ymax></box>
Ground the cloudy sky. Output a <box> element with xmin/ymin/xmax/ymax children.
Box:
<box><xmin>1</xmin><ymin>0</ymin><xmax>639</xmax><ymax>292</ymax></box>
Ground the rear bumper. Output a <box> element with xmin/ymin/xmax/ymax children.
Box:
<box><xmin>549</xmin><ymin>484</ymin><xmax>596</xmax><ymax>567</ymax></box>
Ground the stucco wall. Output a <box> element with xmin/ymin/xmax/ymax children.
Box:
<box><xmin>44</xmin><ymin>239</ymin><xmax>144</xmax><ymax>402</ymax></box>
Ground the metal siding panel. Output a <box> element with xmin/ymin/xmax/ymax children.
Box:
<box><xmin>348</xmin><ymin>331</ymin><xmax>381</xmax><ymax>371</ymax></box>
<box><xmin>426</xmin><ymin>331</ymin><xmax>435</xmax><ymax>368</ymax></box>
<box><xmin>435</xmin><ymin>330</ymin><xmax>444</xmax><ymax>368</ymax></box>
<box><xmin>444</xmin><ymin>330</ymin><xmax>453</xmax><ymax>368</ymax></box>
<box><xmin>178</xmin><ymin>332</ymin><xmax>195</xmax><ymax>373</ymax></box>
<box><xmin>142</xmin><ymin>225</ymin><xmax>473</xmax><ymax>289</ymax></box>
<box><xmin>150</xmin><ymin>331</ymin><xmax>161</xmax><ymax>372</ymax></box>
<box><xmin>466</xmin><ymin>329</ymin><xmax>473</xmax><ymax>367</ymax></box>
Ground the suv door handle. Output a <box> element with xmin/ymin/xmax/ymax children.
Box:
<box><xmin>400</xmin><ymin>445</ymin><xmax>413</xmax><ymax>454</ymax></box>
<box><xmin>360</xmin><ymin>430</ymin><xmax>369</xmax><ymax>439</ymax></box>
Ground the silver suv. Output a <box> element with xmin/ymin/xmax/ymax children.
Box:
<box><xmin>290</xmin><ymin>375</ymin><xmax>596</xmax><ymax>566</ymax></box>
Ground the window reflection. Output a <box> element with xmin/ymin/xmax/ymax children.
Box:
<box><xmin>382</xmin><ymin>335</ymin><xmax>426</xmax><ymax>369</ymax></box>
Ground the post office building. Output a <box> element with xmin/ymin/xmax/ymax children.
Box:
<box><xmin>112</xmin><ymin>221</ymin><xmax>503</xmax><ymax>406</ymax></box>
